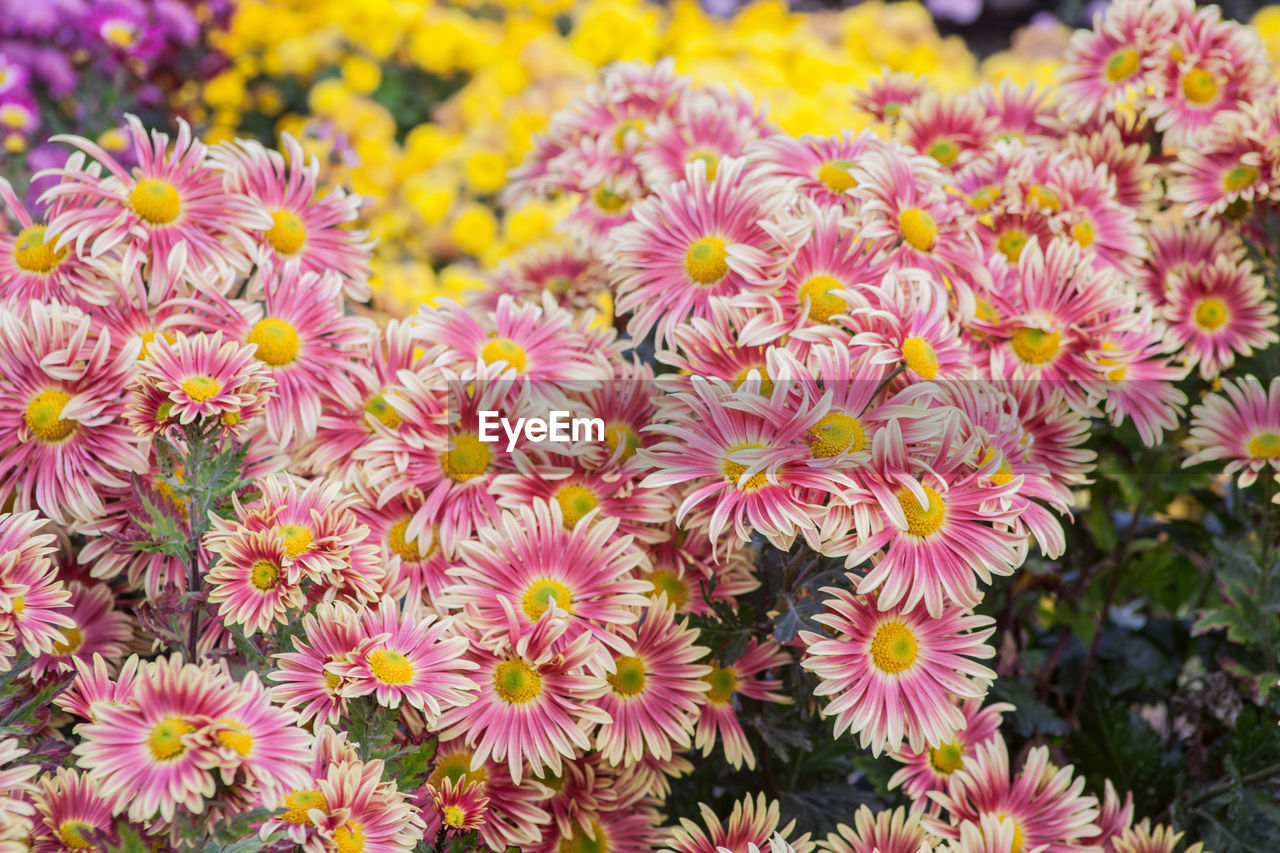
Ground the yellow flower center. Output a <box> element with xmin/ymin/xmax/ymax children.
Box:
<box><xmin>247</xmin><ymin>317</ymin><xmax>300</xmax><ymax>366</ymax></box>
<box><xmin>1223</xmin><ymin>165</ymin><xmax>1259</xmax><ymax>193</ymax></box>
<box><xmin>1192</xmin><ymin>297</ymin><xmax>1229</xmax><ymax>331</ymax></box>
<box><xmin>1011</xmin><ymin>327</ymin><xmax>1061</xmax><ymax>365</ymax></box>
<box><xmin>927</xmin><ymin>138</ymin><xmax>958</xmax><ymax>165</ymax></box>
<box><xmin>817</xmin><ymin>159</ymin><xmax>856</xmax><ymax>192</ymax></box>
<box><xmin>250</xmin><ymin>559</ymin><xmax>280</xmax><ymax>591</ymax></box>
<box><xmin>1106</xmin><ymin>47</ymin><xmax>1140</xmax><ymax>82</ymax></box>
<box><xmin>869</xmin><ymin>621</ymin><xmax>919</xmax><ymax>674</ymax></box>
<box><xmin>604</xmin><ymin>424</ymin><xmax>641</xmax><ymax>461</ymax></box>
<box><xmin>646</xmin><ymin>569</ymin><xmax>690</xmax><ymax>610</ymax></box>
<box><xmin>217</xmin><ymin>720</ymin><xmax>253</xmax><ymax>756</ymax></box>
<box><xmin>428</xmin><ymin>751</ymin><xmax>487</xmax><ymax>789</ymax></box>
<box><xmin>369</xmin><ymin>648</ymin><xmax>415</xmax><ymax>685</ymax></box>
<box><xmin>440</xmin><ymin>433</ymin><xmax>491</xmax><ymax>481</ymax></box>
<box><xmin>324</xmin><ymin>671</ymin><xmax>342</xmax><ymax>690</ymax></box>
<box><xmin>607</xmin><ymin>655</ymin><xmax>648</xmax><ymax>697</ymax></box>
<box><xmin>554</xmin><ymin>483</ymin><xmax>599</xmax><ymax>529</ymax></box>
<box><xmin>733</xmin><ymin>365</ymin><xmax>774</xmax><ymax>397</ymax></box>
<box><xmin>559</xmin><ymin>820</ymin><xmax>610</xmax><ymax>853</ymax></box>
<box><xmin>148</xmin><ymin>717</ymin><xmax>194</xmax><ymax>761</ymax></box>
<box><xmin>522</xmin><ymin>578</ymin><xmax>573</xmax><ymax>621</ymax></box>
<box><xmin>493</xmin><ymin>657</ymin><xmax>542</xmax><ymax>704</ymax></box>
<box><xmin>976</xmin><ymin>298</ymin><xmax>1000</xmax><ymax>324</ymax></box>
<box><xmin>592</xmin><ymin>185</ymin><xmax>629</xmax><ymax>213</ymax></box>
<box><xmin>24</xmin><ymin>389</ymin><xmax>75</xmax><ymax>442</ymax></box>
<box><xmin>968</xmin><ymin>186</ymin><xmax>998</xmax><ymax>210</ymax></box>
<box><xmin>896</xmin><ymin>485</ymin><xmax>947</xmax><ymax>537</ymax></box>
<box><xmin>364</xmin><ymin>393</ymin><xmax>403</xmax><ymax>430</ymax></box>
<box><xmin>443</xmin><ymin>805</ymin><xmax>467</xmax><ymax>827</ymax></box>
<box><xmin>1071</xmin><ymin>219</ymin><xmax>1094</xmax><ymax>248</ymax></box>
<box><xmin>387</xmin><ymin>520</ymin><xmax>435</xmax><ymax>561</ymax></box>
<box><xmin>704</xmin><ymin>663</ymin><xmax>739</xmax><ymax>704</ymax></box>
<box><xmin>13</xmin><ymin>224</ymin><xmax>66</xmax><ymax>273</ymax></box>
<box><xmin>1247</xmin><ymin>431</ymin><xmax>1280</xmax><ymax>458</ymax></box>
<box><xmin>102</xmin><ymin>21</ymin><xmax>138</xmax><ymax>48</ymax></box>
<box><xmin>52</xmin><ymin>625</ymin><xmax>84</xmax><ymax>655</ymax></box>
<box><xmin>129</xmin><ymin>179</ymin><xmax>181</xmax><ymax>224</ymax></box>
<box><xmin>277</xmin><ymin>523</ymin><xmax>313</xmax><ymax>558</ymax></box>
<box><xmin>613</xmin><ymin>119</ymin><xmax>644</xmax><ymax>148</ymax></box>
<box><xmin>899</xmin><ymin>207</ymin><xmax>937</xmax><ymax>252</ymax></box>
<box><xmin>10</xmin><ymin>596</ymin><xmax>23</xmax><ymax>616</ymax></box>
<box><xmin>689</xmin><ymin>151</ymin><xmax>719</xmax><ymax>181</ymax></box>
<box><xmin>481</xmin><ymin>337</ymin><xmax>528</xmax><ymax>373</ymax></box>
<box><xmin>996</xmin><ymin>229</ymin><xmax>1028</xmax><ymax>262</ymax></box>
<box><xmin>685</xmin><ymin>236</ymin><xmax>729</xmax><ymax>285</ymax></box>
<box><xmin>265</xmin><ymin>210</ymin><xmax>307</xmax><ymax>255</ymax></box>
<box><xmin>929</xmin><ymin>741</ymin><xmax>965</xmax><ymax>774</ymax></box>
<box><xmin>798</xmin><ymin>274</ymin><xmax>848</xmax><ymax>323</ymax></box>
<box><xmin>180</xmin><ymin>375</ymin><xmax>221</xmax><ymax>402</ymax></box>
<box><xmin>901</xmin><ymin>337</ymin><xmax>939</xmax><ymax>379</ymax></box>
<box><xmin>283</xmin><ymin>789</ymin><xmax>327</xmax><ymax>825</ymax></box>
<box><xmin>1025</xmin><ymin>185</ymin><xmax>1060</xmax><ymax>211</ymax></box>
<box><xmin>723</xmin><ymin>442</ymin><xmax>769</xmax><ymax>491</ymax></box>
<box><xmin>1181</xmin><ymin>68</ymin><xmax>1219</xmax><ymax>104</ymax></box>
<box><xmin>334</xmin><ymin>822</ymin><xmax>364</xmax><ymax>853</ymax></box>
<box><xmin>980</xmin><ymin>447</ymin><xmax>1015</xmax><ymax>486</ymax></box>
<box><xmin>809</xmin><ymin>411</ymin><xmax>866</xmax><ymax>458</ymax></box>
<box><xmin>58</xmin><ymin>821</ymin><xmax>96</xmax><ymax>851</ymax></box>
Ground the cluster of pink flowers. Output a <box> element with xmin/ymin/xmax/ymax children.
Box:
<box><xmin>0</xmin><ymin>0</ymin><xmax>1275</xmax><ymax>850</ymax></box>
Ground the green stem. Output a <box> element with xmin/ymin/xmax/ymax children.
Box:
<box><xmin>1173</xmin><ymin>761</ymin><xmax>1280</xmax><ymax>816</ymax></box>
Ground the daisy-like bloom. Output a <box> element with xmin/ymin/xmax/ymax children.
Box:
<box><xmin>435</xmin><ymin>617</ymin><xmax>611</xmax><ymax>785</ymax></box>
<box><xmin>925</xmin><ymin>738</ymin><xmax>1102</xmax><ymax>853</ymax></box>
<box><xmin>1164</xmin><ymin>255</ymin><xmax>1279</xmax><ymax>380</ymax></box>
<box><xmin>423</xmin><ymin>738</ymin><xmax>554</xmax><ymax>851</ymax></box>
<box><xmin>1184</xmin><ymin>376</ymin><xmax>1280</xmax><ymax>488</ymax></box>
<box><xmin>854</xmin><ymin>70</ymin><xmax>928</xmax><ymax>123</ymax></box>
<box><xmin>666</xmin><ymin>793</ymin><xmax>813</xmax><ymax>853</ymax></box>
<box><xmin>593</xmin><ymin>599</ymin><xmax>711</xmax><ymax>766</ymax></box>
<box><xmin>128</xmin><ymin>331</ymin><xmax>275</xmax><ymax>436</ymax></box>
<box><xmin>54</xmin><ymin>653</ymin><xmax>143</xmax><ymax>723</ymax></box>
<box><xmin>743</xmin><ymin>131</ymin><xmax>882</xmax><ymax>210</ymax></box>
<box><xmin>40</xmin><ymin>115</ymin><xmax>269</xmax><ymax>274</ymax></box>
<box><xmin>1062</xmin><ymin>120</ymin><xmax>1160</xmax><ymax>217</ymax></box>
<box><xmin>0</xmin><ymin>510</ymin><xmax>73</xmax><ymax>670</ymax></box>
<box><xmin>818</xmin><ymin>805</ymin><xmax>929</xmax><ymax>853</ymax></box>
<box><xmin>277</xmin><ymin>757</ymin><xmax>426</xmax><ymax>853</ymax></box>
<box><xmin>0</xmin><ymin>301</ymin><xmax>148</xmax><ymax>524</ymax></box>
<box><xmin>30</xmin><ymin>768</ymin><xmax>118</xmax><ymax>853</ymax></box>
<box><xmin>0</xmin><ymin>739</ymin><xmax>39</xmax><ymax>851</ymax></box>
<box><xmin>606</xmin><ymin>156</ymin><xmax>799</xmax><ymax>348</ymax></box>
<box><xmin>976</xmin><ymin>79</ymin><xmax>1058</xmax><ymax>141</ymax></box>
<box><xmin>799</xmin><ymin>589</ymin><xmax>996</xmax><ymax>756</ymax></box>
<box><xmin>1050</xmin><ymin>156</ymin><xmax>1147</xmax><ymax>278</ymax></box>
<box><xmin>637</xmin><ymin>89</ymin><xmax>765</xmax><ymax>188</ymax></box>
<box><xmin>1058</xmin><ymin>0</ymin><xmax>1176</xmax><ymax>119</ymax></box>
<box><xmin>1169</xmin><ymin>105</ymin><xmax>1276</xmax><ymax>219</ymax></box>
<box><xmin>0</xmin><ymin>178</ymin><xmax>111</xmax><ymax>308</ymax></box>
<box><xmin>185</xmin><ymin>262</ymin><xmax>371</xmax><ymax>446</ymax></box>
<box><xmin>888</xmin><ymin>698</ymin><xmax>1015</xmax><ymax>801</ymax></box>
<box><xmin>442</xmin><ymin>500</ymin><xmax>650</xmax><ymax>661</ymax></box>
<box><xmin>350</xmin><ymin>488</ymin><xmax>454</xmax><ymax>604</ymax></box>
<box><xmin>931</xmin><ymin>813</ymin><xmax>1026</xmax><ymax>853</ymax></box>
<box><xmin>482</xmin><ymin>243</ymin><xmax>612</xmax><ymax>319</ymax></box>
<box><xmin>329</xmin><ymin>598</ymin><xmax>476</xmax><ymax>722</ymax></box>
<box><xmin>427</xmin><ymin>776</ymin><xmax>489</xmax><ymax>838</ymax></box>
<box><xmin>206</xmin><ymin>528</ymin><xmax>306</xmax><ymax>635</ymax></box>
<box><xmin>1094</xmin><ymin>324</ymin><xmax>1189</xmax><ymax>448</ymax></box>
<box><xmin>640</xmin><ymin>377</ymin><xmax>853</xmax><ymax>555</ymax></box>
<box><xmin>209</xmin><ymin>670</ymin><xmax>313</xmax><ymax>814</ymax></box>
<box><xmin>897</xmin><ymin>91</ymin><xmax>995</xmax><ymax>169</ymax></box>
<box><xmin>694</xmin><ymin>638</ymin><xmax>792</xmax><ymax>771</ymax></box>
<box><xmin>544</xmin><ymin>800</ymin><xmax>668</xmax><ymax>853</ymax></box>
<box><xmin>1110</xmin><ymin>820</ymin><xmax>1205</xmax><ymax>853</ymax></box>
<box><xmin>1139</xmin><ymin>220</ymin><xmax>1242</xmax><ymax>308</ymax></box>
<box><xmin>269</xmin><ymin>602</ymin><xmax>362</xmax><ymax>726</ymax></box>
<box><xmin>73</xmin><ymin>654</ymin><xmax>242</xmax><ymax>823</ymax></box>
<box><xmin>212</xmin><ymin>134</ymin><xmax>373</xmax><ymax>301</ymax></box>
<box><xmin>30</xmin><ymin>580</ymin><xmax>131</xmax><ymax>680</ymax></box>
<box><xmin>1095</xmin><ymin>780</ymin><xmax>1135</xmax><ymax>852</ymax></box>
<box><xmin>847</xmin><ymin>269</ymin><xmax>974</xmax><ymax>382</ymax></box>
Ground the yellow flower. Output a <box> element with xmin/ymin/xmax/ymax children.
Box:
<box><xmin>464</xmin><ymin>150</ymin><xmax>509</xmax><ymax>195</ymax></box>
<box><xmin>404</xmin><ymin>176</ymin><xmax>458</xmax><ymax>226</ymax></box>
<box><xmin>450</xmin><ymin>203</ymin><xmax>499</xmax><ymax>257</ymax></box>
<box><xmin>341</xmin><ymin>56</ymin><xmax>383</xmax><ymax>94</ymax></box>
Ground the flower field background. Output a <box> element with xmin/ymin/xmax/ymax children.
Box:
<box><xmin>3</xmin><ymin>1</ymin><xmax>1280</xmax><ymax>852</ymax></box>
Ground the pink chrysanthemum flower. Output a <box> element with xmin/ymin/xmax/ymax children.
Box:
<box><xmin>40</xmin><ymin>115</ymin><xmax>269</xmax><ymax>274</ymax></box>
<box><xmin>0</xmin><ymin>739</ymin><xmax>38</xmax><ymax>848</ymax></box>
<box><xmin>30</xmin><ymin>768</ymin><xmax>119</xmax><ymax>853</ymax></box>
<box><xmin>0</xmin><ymin>301</ymin><xmax>148</xmax><ymax>524</ymax></box>
<box><xmin>0</xmin><ymin>510</ymin><xmax>73</xmax><ymax>669</ymax></box>
<box><xmin>350</xmin><ymin>488</ymin><xmax>454</xmax><ymax>604</ymax></box>
<box><xmin>212</xmin><ymin>671</ymin><xmax>313</xmax><ymax>812</ymax></box>
<box><xmin>1051</xmin><ymin>157</ymin><xmax>1147</xmax><ymax>277</ymax></box>
<box><xmin>925</xmin><ymin>738</ymin><xmax>1102</xmax><ymax>853</ymax></box>
<box><xmin>442</xmin><ymin>500</ymin><xmax>649</xmax><ymax>661</ymax></box>
<box><xmin>847</xmin><ymin>269</ymin><xmax>974</xmax><ymax>382</ymax></box>
<box><xmin>658</xmin><ymin>298</ymin><xmax>792</xmax><ymax>391</ymax></box>
<box><xmin>1110</xmin><ymin>820</ymin><xmax>1205</xmax><ymax>853</ymax></box>
<box><xmin>329</xmin><ymin>598</ymin><xmax>476</xmax><ymax>722</ymax></box>
<box><xmin>819</xmin><ymin>805</ymin><xmax>929</xmax><ymax>853</ymax></box>
<box><xmin>693</xmin><ymin>638</ymin><xmax>792</xmax><ymax>771</ymax></box>
<box><xmin>206</xmin><ymin>528</ymin><xmax>305</xmax><ymax>635</ymax></box>
<box><xmin>932</xmin><ymin>814</ymin><xmax>1026</xmax><ymax>853</ymax></box>
<box><xmin>428</xmin><ymin>776</ymin><xmax>489</xmax><ymax>838</ymax></box>
<box><xmin>606</xmin><ymin>157</ymin><xmax>799</xmax><ymax>348</ymax></box>
<box><xmin>800</xmin><ymin>589</ymin><xmax>997</xmax><ymax>756</ymax></box>
<box><xmin>186</xmin><ymin>262</ymin><xmax>370</xmax><ymax>446</ymax></box>
<box><xmin>30</xmin><ymin>580</ymin><xmax>131</xmax><ymax>680</ymax></box>
<box><xmin>128</xmin><ymin>331</ymin><xmax>275</xmax><ymax>436</ymax></box>
<box><xmin>1095</xmin><ymin>325</ymin><xmax>1189</xmax><ymax>447</ymax></box>
<box><xmin>54</xmin><ymin>653</ymin><xmax>142</xmax><ymax>723</ymax></box>
<box><xmin>1096</xmin><ymin>780</ymin><xmax>1135</xmax><ymax>852</ymax></box>
<box><xmin>1170</xmin><ymin>107</ymin><xmax>1275</xmax><ymax>219</ymax></box>
<box><xmin>269</xmin><ymin>601</ymin><xmax>363</xmax><ymax>726</ymax></box>
<box><xmin>1058</xmin><ymin>0</ymin><xmax>1176</xmax><ymax>119</ymax></box>
<box><xmin>0</xmin><ymin>178</ymin><xmax>111</xmax><ymax>308</ymax></box>
<box><xmin>667</xmin><ymin>793</ymin><xmax>813</xmax><ymax>853</ymax></box>
<box><xmin>1163</xmin><ymin>255</ymin><xmax>1279</xmax><ymax>380</ymax></box>
<box><xmin>593</xmin><ymin>600</ymin><xmax>710</xmax><ymax>766</ymax></box>
<box><xmin>275</xmin><ymin>756</ymin><xmax>426</xmax><ymax>853</ymax></box>
<box><xmin>1063</xmin><ymin>120</ymin><xmax>1160</xmax><ymax>216</ymax></box>
<box><xmin>1139</xmin><ymin>220</ymin><xmax>1243</xmax><ymax>308</ymax></box>
<box><xmin>423</xmin><ymin>738</ymin><xmax>553</xmax><ymax>851</ymax></box>
<box><xmin>976</xmin><ymin>79</ymin><xmax>1058</xmax><ymax>141</ymax></box>
<box><xmin>637</xmin><ymin>90</ymin><xmax>765</xmax><ymax>188</ymax></box>
<box><xmin>1184</xmin><ymin>376</ymin><xmax>1280</xmax><ymax>488</ymax></box>
<box><xmin>854</xmin><ymin>70</ymin><xmax>928</xmax><ymax>123</ymax></box>
<box><xmin>436</xmin><ymin>617</ymin><xmax>611</xmax><ymax>785</ymax></box>
<box><xmin>888</xmin><ymin>698</ymin><xmax>1015</xmax><ymax>801</ymax></box>
<box><xmin>212</xmin><ymin>134</ymin><xmax>373</xmax><ymax>301</ymax></box>
<box><xmin>897</xmin><ymin>91</ymin><xmax>995</xmax><ymax>170</ymax></box>
<box><xmin>743</xmin><ymin>131</ymin><xmax>883</xmax><ymax>210</ymax></box>
<box><xmin>482</xmin><ymin>243</ymin><xmax>612</xmax><ymax>317</ymax></box>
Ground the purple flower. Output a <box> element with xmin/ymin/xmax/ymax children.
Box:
<box><xmin>926</xmin><ymin>0</ymin><xmax>983</xmax><ymax>25</ymax></box>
